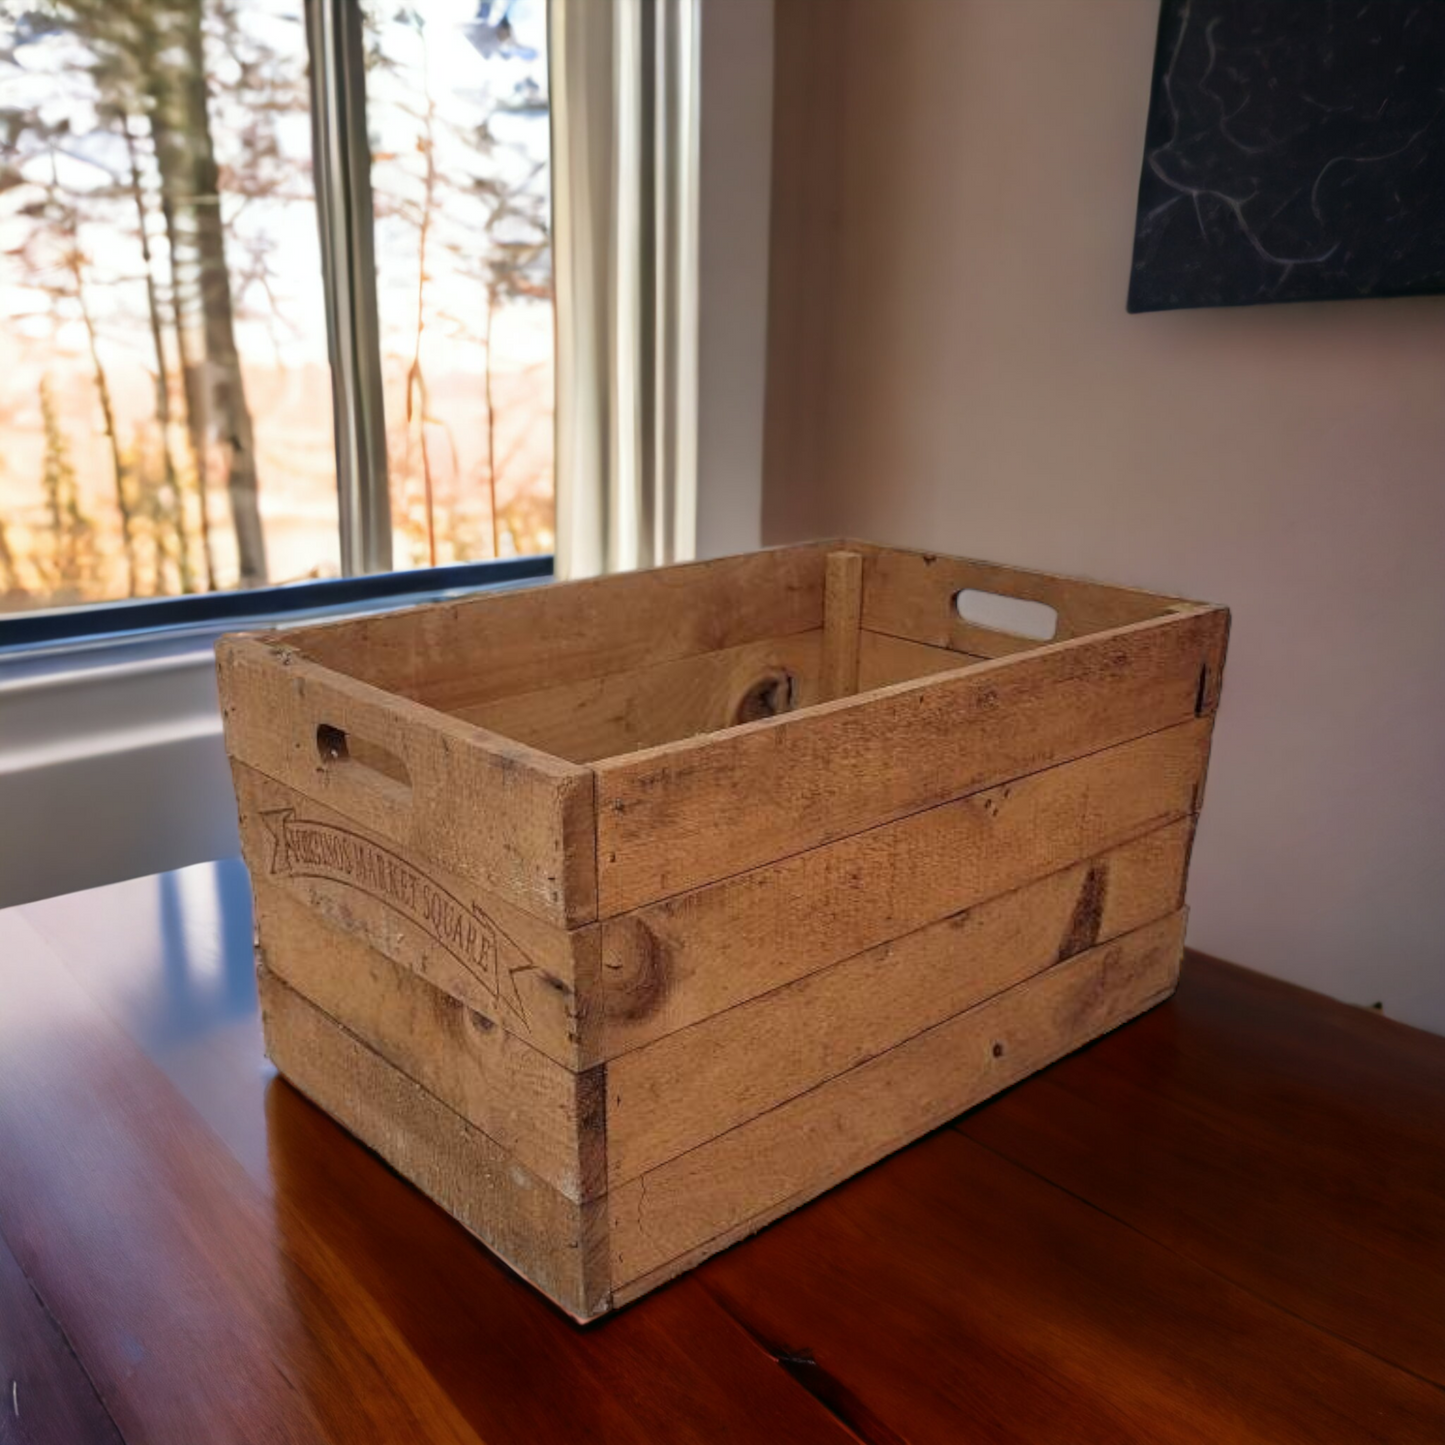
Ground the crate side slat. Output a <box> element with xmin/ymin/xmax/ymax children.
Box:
<box><xmin>857</xmin><ymin>630</ymin><xmax>989</xmax><ymax>688</ymax></box>
<box><xmin>589</xmin><ymin>715</ymin><xmax>1211</xmax><ymax>1061</ymax></box>
<box><xmin>593</xmin><ymin>607</ymin><xmax>1228</xmax><ymax>916</ymax></box>
<box><xmin>606</xmin><ymin>821</ymin><xmax>1192</xmax><ymax>1185</ymax></box>
<box><xmin>231</xmin><ymin>763</ymin><xmax>591</xmax><ymax>1069</ymax></box>
<box><xmin>607</xmin><ymin>910</ymin><xmax>1186</xmax><ymax>1292</ymax></box>
<box><xmin>259</xmin><ymin>970</ymin><xmax>612</xmax><ymax>1323</ymax></box>
<box><xmin>256</xmin><ymin>882</ymin><xmax>602</xmax><ymax>1201</ymax></box>
<box><xmin>218</xmin><ymin>636</ymin><xmax>597</xmax><ymax>927</ymax></box>
<box><xmin>281</xmin><ymin>544</ymin><xmax>831</xmax><ymax>715</ymax></box>
<box><xmin>852</xmin><ymin>540</ymin><xmax>1198</xmax><ymax>658</ymax></box>
<box><xmin>455</xmin><ymin>631</ymin><xmax>827</xmax><ymax>765</ymax></box>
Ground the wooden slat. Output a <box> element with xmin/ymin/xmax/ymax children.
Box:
<box><xmin>593</xmin><ymin>607</ymin><xmax>1227</xmax><ymax>914</ymax></box>
<box><xmin>217</xmin><ymin>636</ymin><xmax>597</xmax><ymax>927</ymax></box>
<box><xmin>454</xmin><ymin>632</ymin><xmax>826</xmax><ymax>764</ymax></box>
<box><xmin>608</xmin><ymin>911</ymin><xmax>1185</xmax><ymax>1289</ymax></box>
<box><xmin>283</xmin><ymin>544</ymin><xmax>830</xmax><ymax>713</ymax></box>
<box><xmin>820</xmin><ymin>550</ymin><xmax>863</xmax><ymax>699</ymax></box>
<box><xmin>255</xmin><ymin>883</ymin><xmax>603</xmax><ymax>1202</ymax></box>
<box><xmin>259</xmin><ymin>969</ymin><xmax>611</xmax><ymax>1323</ymax></box>
<box><xmin>857</xmin><ymin>629</ymin><xmax>986</xmax><ymax>688</ymax></box>
<box><xmin>590</xmin><ymin>721</ymin><xmax>1209</xmax><ymax>1060</ymax></box>
<box><xmin>232</xmin><ymin>764</ymin><xmax>591</xmax><ymax>1070</ymax></box>
<box><xmin>854</xmin><ymin>540</ymin><xmax>1191</xmax><ymax>658</ymax></box>
<box><xmin>605</xmin><ymin>822</ymin><xmax>1190</xmax><ymax>1184</ymax></box>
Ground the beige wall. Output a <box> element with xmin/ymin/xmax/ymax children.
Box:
<box><xmin>697</xmin><ymin>0</ymin><xmax>774</xmax><ymax>559</ymax></box>
<box><xmin>763</xmin><ymin>0</ymin><xmax>1445</xmax><ymax>1032</ymax></box>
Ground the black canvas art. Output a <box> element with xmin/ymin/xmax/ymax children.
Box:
<box><xmin>1128</xmin><ymin>0</ymin><xmax>1445</xmax><ymax>312</ymax></box>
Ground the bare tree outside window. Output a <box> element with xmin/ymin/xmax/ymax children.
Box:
<box><xmin>364</xmin><ymin>0</ymin><xmax>553</xmax><ymax>568</ymax></box>
<box><xmin>0</xmin><ymin>0</ymin><xmax>553</xmax><ymax>616</ymax></box>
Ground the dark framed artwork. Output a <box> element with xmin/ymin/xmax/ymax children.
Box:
<box><xmin>1127</xmin><ymin>0</ymin><xmax>1445</xmax><ymax>312</ymax></box>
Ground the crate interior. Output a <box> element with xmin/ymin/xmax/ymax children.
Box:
<box><xmin>284</xmin><ymin>543</ymin><xmax>1188</xmax><ymax>767</ymax></box>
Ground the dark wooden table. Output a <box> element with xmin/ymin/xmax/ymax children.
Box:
<box><xmin>1</xmin><ymin>860</ymin><xmax>1442</xmax><ymax>1445</ymax></box>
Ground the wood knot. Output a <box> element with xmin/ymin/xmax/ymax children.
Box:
<box><xmin>1060</xmin><ymin>862</ymin><xmax>1109</xmax><ymax>961</ymax></box>
<box><xmin>734</xmin><ymin>671</ymin><xmax>796</xmax><ymax>724</ymax></box>
<box><xmin>606</xmin><ymin>917</ymin><xmax>672</xmax><ymax>1022</ymax></box>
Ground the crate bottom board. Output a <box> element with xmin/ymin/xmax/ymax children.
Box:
<box><xmin>259</xmin><ymin>911</ymin><xmax>1183</xmax><ymax>1322</ymax></box>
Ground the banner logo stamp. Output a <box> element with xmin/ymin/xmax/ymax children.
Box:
<box><xmin>263</xmin><ymin>809</ymin><xmax>531</xmax><ymax>1027</ymax></box>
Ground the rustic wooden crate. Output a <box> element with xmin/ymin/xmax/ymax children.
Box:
<box><xmin>217</xmin><ymin>540</ymin><xmax>1229</xmax><ymax>1323</ymax></box>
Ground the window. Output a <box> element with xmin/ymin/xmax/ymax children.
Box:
<box><xmin>0</xmin><ymin>0</ymin><xmax>553</xmax><ymax>619</ymax></box>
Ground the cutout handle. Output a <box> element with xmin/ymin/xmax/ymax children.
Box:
<box><xmin>954</xmin><ymin>588</ymin><xmax>1058</xmax><ymax>642</ymax></box>
<box><xmin>315</xmin><ymin>722</ymin><xmax>414</xmax><ymax>809</ymax></box>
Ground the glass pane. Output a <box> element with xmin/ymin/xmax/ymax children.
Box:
<box><xmin>0</xmin><ymin>0</ymin><xmax>338</xmax><ymax>614</ymax></box>
<box><xmin>362</xmin><ymin>0</ymin><xmax>554</xmax><ymax>565</ymax></box>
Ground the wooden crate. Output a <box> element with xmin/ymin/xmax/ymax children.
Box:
<box><xmin>217</xmin><ymin>540</ymin><xmax>1229</xmax><ymax>1322</ymax></box>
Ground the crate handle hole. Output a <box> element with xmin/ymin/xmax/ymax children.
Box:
<box><xmin>316</xmin><ymin>724</ymin><xmax>348</xmax><ymax>762</ymax></box>
<box><xmin>316</xmin><ymin>723</ymin><xmax>413</xmax><ymax>794</ymax></box>
<box><xmin>954</xmin><ymin>588</ymin><xmax>1058</xmax><ymax>642</ymax></box>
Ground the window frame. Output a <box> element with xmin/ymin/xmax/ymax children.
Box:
<box><xmin>0</xmin><ymin>553</ymin><xmax>552</xmax><ymax>651</ymax></box>
<box><xmin>307</xmin><ymin>0</ymin><xmax>394</xmax><ymax>578</ymax></box>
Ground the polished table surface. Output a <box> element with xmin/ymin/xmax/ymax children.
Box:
<box><xmin>1</xmin><ymin>860</ymin><xmax>1442</xmax><ymax>1445</ymax></box>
